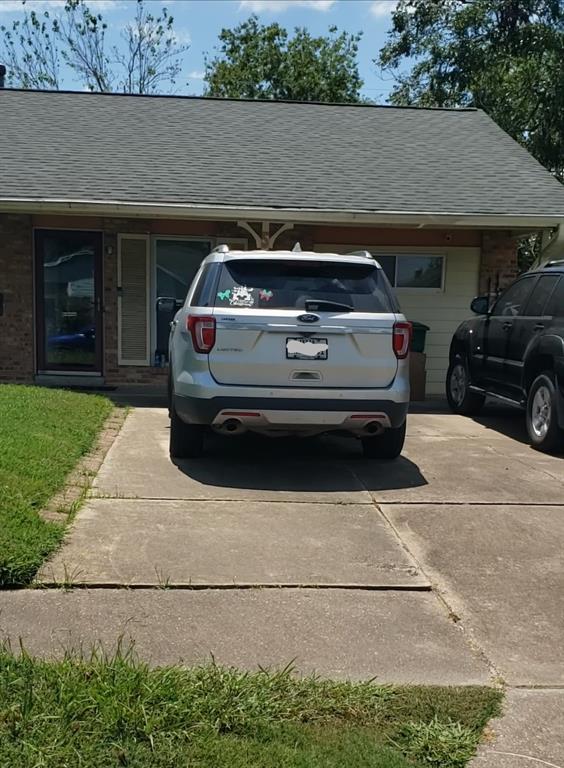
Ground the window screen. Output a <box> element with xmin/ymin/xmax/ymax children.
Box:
<box><xmin>396</xmin><ymin>256</ymin><xmax>443</xmax><ymax>288</ymax></box>
<box><xmin>370</xmin><ymin>254</ymin><xmax>444</xmax><ymax>289</ymax></box>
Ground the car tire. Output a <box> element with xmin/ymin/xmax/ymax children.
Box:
<box><xmin>446</xmin><ymin>355</ymin><xmax>485</xmax><ymax>415</ymax></box>
<box><xmin>526</xmin><ymin>372</ymin><xmax>563</xmax><ymax>453</ymax></box>
<box><xmin>169</xmin><ymin>403</ymin><xmax>204</xmax><ymax>459</ymax></box>
<box><xmin>167</xmin><ymin>370</ymin><xmax>173</xmax><ymax>418</ymax></box>
<box><xmin>361</xmin><ymin>421</ymin><xmax>406</xmax><ymax>460</ymax></box>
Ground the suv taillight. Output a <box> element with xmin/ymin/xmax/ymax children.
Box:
<box><xmin>393</xmin><ymin>321</ymin><xmax>412</xmax><ymax>359</ymax></box>
<box><xmin>187</xmin><ymin>315</ymin><xmax>216</xmax><ymax>353</ymax></box>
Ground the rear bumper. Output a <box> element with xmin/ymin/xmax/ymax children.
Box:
<box><xmin>174</xmin><ymin>393</ymin><xmax>409</xmax><ymax>429</ymax></box>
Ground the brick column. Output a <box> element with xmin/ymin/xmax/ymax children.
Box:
<box><xmin>479</xmin><ymin>231</ymin><xmax>519</xmax><ymax>295</ymax></box>
<box><xmin>0</xmin><ymin>214</ymin><xmax>34</xmax><ymax>382</ymax></box>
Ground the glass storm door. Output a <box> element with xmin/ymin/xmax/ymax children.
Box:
<box><xmin>35</xmin><ymin>229</ymin><xmax>103</xmax><ymax>372</ymax></box>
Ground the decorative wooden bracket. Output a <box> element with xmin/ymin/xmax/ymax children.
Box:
<box><xmin>237</xmin><ymin>221</ymin><xmax>294</xmax><ymax>249</ymax></box>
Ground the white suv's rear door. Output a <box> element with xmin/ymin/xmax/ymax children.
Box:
<box><xmin>207</xmin><ymin>257</ymin><xmax>400</xmax><ymax>389</ymax></box>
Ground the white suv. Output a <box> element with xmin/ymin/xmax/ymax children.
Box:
<box><xmin>168</xmin><ymin>246</ymin><xmax>411</xmax><ymax>459</ymax></box>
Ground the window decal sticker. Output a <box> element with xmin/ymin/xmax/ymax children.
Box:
<box><xmin>229</xmin><ymin>285</ymin><xmax>255</xmax><ymax>307</ymax></box>
<box><xmin>217</xmin><ymin>289</ymin><xmax>231</xmax><ymax>301</ymax></box>
<box><xmin>259</xmin><ymin>289</ymin><xmax>273</xmax><ymax>301</ymax></box>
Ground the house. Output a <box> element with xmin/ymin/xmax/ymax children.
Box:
<box><xmin>1</xmin><ymin>88</ymin><xmax>564</xmax><ymax>395</ymax></box>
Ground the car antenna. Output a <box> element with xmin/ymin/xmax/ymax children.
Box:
<box><xmin>292</xmin><ymin>242</ymin><xmax>302</xmax><ymax>252</ymax></box>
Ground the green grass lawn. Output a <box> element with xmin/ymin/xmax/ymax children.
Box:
<box><xmin>0</xmin><ymin>384</ymin><xmax>112</xmax><ymax>586</ymax></box>
<box><xmin>0</xmin><ymin>651</ymin><xmax>502</xmax><ymax>768</ymax></box>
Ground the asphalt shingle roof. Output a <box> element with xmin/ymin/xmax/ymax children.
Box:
<box><xmin>1</xmin><ymin>89</ymin><xmax>563</xmax><ymax>217</ymax></box>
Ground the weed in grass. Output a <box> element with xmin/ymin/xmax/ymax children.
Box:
<box><xmin>59</xmin><ymin>563</ymin><xmax>84</xmax><ymax>590</ymax></box>
<box><xmin>394</xmin><ymin>715</ymin><xmax>478</xmax><ymax>767</ymax></box>
<box><xmin>0</xmin><ymin>647</ymin><xmax>502</xmax><ymax>768</ymax></box>
<box><xmin>154</xmin><ymin>566</ymin><xmax>172</xmax><ymax>589</ymax></box>
<box><xmin>55</xmin><ymin>493</ymin><xmax>86</xmax><ymax>519</ymax></box>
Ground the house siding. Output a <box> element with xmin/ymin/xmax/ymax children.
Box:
<box><xmin>397</xmin><ymin>249</ymin><xmax>480</xmax><ymax>394</ymax></box>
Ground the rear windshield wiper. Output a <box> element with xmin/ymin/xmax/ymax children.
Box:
<box><xmin>305</xmin><ymin>299</ymin><xmax>354</xmax><ymax>313</ymax></box>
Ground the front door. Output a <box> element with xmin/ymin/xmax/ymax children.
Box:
<box><xmin>35</xmin><ymin>229</ymin><xmax>103</xmax><ymax>373</ymax></box>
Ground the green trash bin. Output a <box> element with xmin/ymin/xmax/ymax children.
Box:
<box><xmin>410</xmin><ymin>322</ymin><xmax>430</xmax><ymax>353</ymax></box>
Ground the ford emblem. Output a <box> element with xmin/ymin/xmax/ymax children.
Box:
<box><xmin>298</xmin><ymin>313</ymin><xmax>320</xmax><ymax>323</ymax></box>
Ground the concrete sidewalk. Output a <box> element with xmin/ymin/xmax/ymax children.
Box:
<box><xmin>0</xmin><ymin>588</ymin><xmax>488</xmax><ymax>685</ymax></box>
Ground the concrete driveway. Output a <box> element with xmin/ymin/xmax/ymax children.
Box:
<box><xmin>1</xmin><ymin>401</ymin><xmax>564</xmax><ymax>764</ymax></box>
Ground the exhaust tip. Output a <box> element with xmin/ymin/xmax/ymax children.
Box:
<box><xmin>224</xmin><ymin>418</ymin><xmax>243</xmax><ymax>433</ymax></box>
<box><xmin>364</xmin><ymin>421</ymin><xmax>384</xmax><ymax>435</ymax></box>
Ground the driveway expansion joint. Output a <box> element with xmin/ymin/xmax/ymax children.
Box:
<box><xmin>373</xmin><ymin>500</ymin><xmax>504</xmax><ymax>685</ymax></box>
<box><xmin>36</xmin><ymin>582</ymin><xmax>433</xmax><ymax>592</ymax></box>
<box><xmin>88</xmin><ymin>495</ymin><xmax>375</xmax><ymax>504</ymax></box>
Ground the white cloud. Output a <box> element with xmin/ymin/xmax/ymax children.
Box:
<box><xmin>369</xmin><ymin>0</ymin><xmax>398</xmax><ymax>16</ymax></box>
<box><xmin>0</xmin><ymin>0</ymin><xmax>63</xmax><ymax>11</ymax></box>
<box><xmin>239</xmin><ymin>0</ymin><xmax>335</xmax><ymax>13</ymax></box>
<box><xmin>188</xmin><ymin>69</ymin><xmax>205</xmax><ymax>80</ymax></box>
<box><xmin>0</xmin><ymin>0</ymin><xmax>121</xmax><ymax>13</ymax></box>
<box><xmin>172</xmin><ymin>28</ymin><xmax>192</xmax><ymax>44</ymax></box>
<box><xmin>88</xmin><ymin>0</ymin><xmax>123</xmax><ymax>9</ymax></box>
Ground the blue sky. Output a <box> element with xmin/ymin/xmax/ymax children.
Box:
<box><xmin>0</xmin><ymin>0</ymin><xmax>404</xmax><ymax>100</ymax></box>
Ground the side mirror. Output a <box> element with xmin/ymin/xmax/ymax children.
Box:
<box><xmin>156</xmin><ymin>297</ymin><xmax>177</xmax><ymax>314</ymax></box>
<box><xmin>470</xmin><ymin>295</ymin><xmax>490</xmax><ymax>315</ymax></box>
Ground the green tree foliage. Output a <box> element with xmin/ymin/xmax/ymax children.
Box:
<box><xmin>0</xmin><ymin>0</ymin><xmax>188</xmax><ymax>93</ymax></box>
<box><xmin>378</xmin><ymin>0</ymin><xmax>564</xmax><ymax>181</ymax></box>
<box><xmin>204</xmin><ymin>15</ymin><xmax>363</xmax><ymax>103</ymax></box>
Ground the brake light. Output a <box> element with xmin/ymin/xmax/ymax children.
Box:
<box><xmin>187</xmin><ymin>315</ymin><xmax>216</xmax><ymax>353</ymax></box>
<box><xmin>393</xmin><ymin>321</ymin><xmax>412</xmax><ymax>359</ymax></box>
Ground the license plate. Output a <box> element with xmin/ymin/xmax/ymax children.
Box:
<box><xmin>286</xmin><ymin>337</ymin><xmax>328</xmax><ymax>360</ymax></box>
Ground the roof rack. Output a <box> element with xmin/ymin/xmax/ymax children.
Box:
<box><xmin>543</xmin><ymin>259</ymin><xmax>564</xmax><ymax>268</ymax></box>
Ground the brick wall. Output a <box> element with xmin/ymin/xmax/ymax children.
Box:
<box><xmin>479</xmin><ymin>231</ymin><xmax>519</xmax><ymax>295</ymax></box>
<box><xmin>0</xmin><ymin>214</ymin><xmax>34</xmax><ymax>382</ymax></box>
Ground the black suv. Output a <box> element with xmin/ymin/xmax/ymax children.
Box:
<box><xmin>446</xmin><ymin>264</ymin><xmax>564</xmax><ymax>452</ymax></box>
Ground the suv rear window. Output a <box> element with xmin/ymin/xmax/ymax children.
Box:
<box><xmin>213</xmin><ymin>259</ymin><xmax>396</xmax><ymax>312</ymax></box>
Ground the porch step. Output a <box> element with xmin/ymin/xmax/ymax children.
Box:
<box><xmin>35</xmin><ymin>374</ymin><xmax>110</xmax><ymax>390</ymax></box>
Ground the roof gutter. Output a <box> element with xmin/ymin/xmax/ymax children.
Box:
<box><xmin>0</xmin><ymin>197</ymin><xmax>562</xmax><ymax>230</ymax></box>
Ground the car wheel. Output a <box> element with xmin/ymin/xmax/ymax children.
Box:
<box><xmin>361</xmin><ymin>421</ymin><xmax>406</xmax><ymax>460</ymax></box>
<box><xmin>169</xmin><ymin>404</ymin><xmax>204</xmax><ymax>459</ymax></box>
<box><xmin>446</xmin><ymin>355</ymin><xmax>485</xmax><ymax>415</ymax></box>
<box><xmin>526</xmin><ymin>372</ymin><xmax>563</xmax><ymax>453</ymax></box>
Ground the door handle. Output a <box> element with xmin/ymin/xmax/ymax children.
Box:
<box><xmin>534</xmin><ymin>323</ymin><xmax>544</xmax><ymax>331</ymax></box>
<box><xmin>502</xmin><ymin>321</ymin><xmax>513</xmax><ymax>330</ymax></box>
